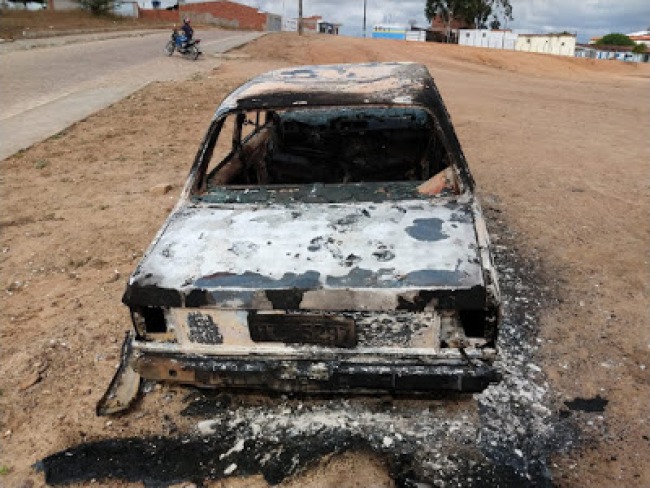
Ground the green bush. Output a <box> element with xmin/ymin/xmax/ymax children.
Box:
<box><xmin>596</xmin><ymin>33</ymin><xmax>636</xmax><ymax>47</ymax></box>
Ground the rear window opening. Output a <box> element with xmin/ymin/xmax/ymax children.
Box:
<box><xmin>195</xmin><ymin>106</ymin><xmax>459</xmax><ymax>194</ymax></box>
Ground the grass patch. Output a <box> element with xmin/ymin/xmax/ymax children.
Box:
<box><xmin>34</xmin><ymin>160</ymin><xmax>48</xmax><ymax>170</ymax></box>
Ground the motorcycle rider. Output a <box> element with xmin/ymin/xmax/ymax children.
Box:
<box><xmin>181</xmin><ymin>17</ymin><xmax>194</xmax><ymax>48</ymax></box>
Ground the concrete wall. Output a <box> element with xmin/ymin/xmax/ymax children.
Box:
<box><xmin>459</xmin><ymin>29</ymin><xmax>517</xmax><ymax>50</ymax></box>
<box><xmin>266</xmin><ymin>13</ymin><xmax>281</xmax><ymax>32</ymax></box>
<box><xmin>372</xmin><ymin>25</ymin><xmax>407</xmax><ymax>40</ymax></box>
<box><xmin>516</xmin><ymin>34</ymin><xmax>576</xmax><ymax>56</ymax></box>
<box><xmin>2</xmin><ymin>1</ymin><xmax>47</xmax><ymax>10</ymax></box>
<box><xmin>406</xmin><ymin>31</ymin><xmax>426</xmax><ymax>42</ymax></box>
<box><xmin>139</xmin><ymin>0</ymin><xmax>276</xmax><ymax>31</ymax></box>
<box><xmin>139</xmin><ymin>9</ymin><xmax>178</xmax><ymax>22</ymax></box>
<box><xmin>282</xmin><ymin>18</ymin><xmax>297</xmax><ymax>32</ymax></box>
<box><xmin>113</xmin><ymin>1</ymin><xmax>138</xmax><ymax>17</ymax></box>
<box><xmin>182</xmin><ymin>1</ymin><xmax>268</xmax><ymax>30</ymax></box>
<box><xmin>576</xmin><ymin>47</ymin><xmax>649</xmax><ymax>63</ymax></box>
<box><xmin>51</xmin><ymin>0</ymin><xmax>78</xmax><ymax>10</ymax></box>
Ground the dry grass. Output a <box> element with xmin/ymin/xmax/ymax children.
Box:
<box><xmin>0</xmin><ymin>9</ymin><xmax>167</xmax><ymax>39</ymax></box>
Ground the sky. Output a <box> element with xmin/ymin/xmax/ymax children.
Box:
<box><xmin>236</xmin><ymin>0</ymin><xmax>650</xmax><ymax>42</ymax></box>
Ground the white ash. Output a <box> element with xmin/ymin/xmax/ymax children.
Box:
<box><xmin>183</xmin><ymin>207</ymin><xmax>575</xmax><ymax>486</ymax></box>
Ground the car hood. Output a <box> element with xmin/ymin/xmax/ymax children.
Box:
<box><xmin>124</xmin><ymin>197</ymin><xmax>486</xmax><ymax>311</ymax></box>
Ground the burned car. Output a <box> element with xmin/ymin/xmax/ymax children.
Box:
<box><xmin>98</xmin><ymin>63</ymin><xmax>501</xmax><ymax>415</ymax></box>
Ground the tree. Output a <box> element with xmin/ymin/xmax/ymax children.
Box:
<box><xmin>464</xmin><ymin>0</ymin><xmax>492</xmax><ymax>29</ymax></box>
<box><xmin>595</xmin><ymin>33</ymin><xmax>636</xmax><ymax>46</ymax></box>
<box><xmin>425</xmin><ymin>0</ymin><xmax>513</xmax><ymax>41</ymax></box>
<box><xmin>632</xmin><ymin>43</ymin><xmax>647</xmax><ymax>54</ymax></box>
<box><xmin>489</xmin><ymin>15</ymin><xmax>501</xmax><ymax>30</ymax></box>
<box><xmin>75</xmin><ymin>0</ymin><xmax>116</xmax><ymax>15</ymax></box>
<box><xmin>425</xmin><ymin>0</ymin><xmax>465</xmax><ymax>42</ymax></box>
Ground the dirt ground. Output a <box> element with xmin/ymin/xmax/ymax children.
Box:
<box><xmin>1</xmin><ymin>33</ymin><xmax>649</xmax><ymax>487</ymax></box>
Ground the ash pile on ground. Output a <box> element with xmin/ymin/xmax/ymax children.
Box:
<box><xmin>39</xmin><ymin>202</ymin><xmax>576</xmax><ymax>487</ymax></box>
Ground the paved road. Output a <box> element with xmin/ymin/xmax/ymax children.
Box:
<box><xmin>0</xmin><ymin>29</ymin><xmax>263</xmax><ymax>160</ymax></box>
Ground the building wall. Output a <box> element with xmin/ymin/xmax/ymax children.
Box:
<box><xmin>266</xmin><ymin>13</ymin><xmax>281</xmax><ymax>32</ymax></box>
<box><xmin>139</xmin><ymin>0</ymin><xmax>274</xmax><ymax>31</ymax></box>
<box><xmin>576</xmin><ymin>47</ymin><xmax>649</xmax><ymax>63</ymax></box>
<box><xmin>430</xmin><ymin>14</ymin><xmax>471</xmax><ymax>31</ymax></box>
<box><xmin>516</xmin><ymin>34</ymin><xmax>576</xmax><ymax>56</ymax></box>
<box><xmin>372</xmin><ymin>25</ymin><xmax>407</xmax><ymax>40</ymax></box>
<box><xmin>301</xmin><ymin>16</ymin><xmax>321</xmax><ymax>33</ymax></box>
<box><xmin>181</xmin><ymin>1</ymin><xmax>268</xmax><ymax>30</ymax></box>
<box><xmin>282</xmin><ymin>18</ymin><xmax>297</xmax><ymax>32</ymax></box>
<box><xmin>406</xmin><ymin>31</ymin><xmax>427</xmax><ymax>42</ymax></box>
<box><xmin>51</xmin><ymin>0</ymin><xmax>78</xmax><ymax>10</ymax></box>
<box><xmin>139</xmin><ymin>9</ymin><xmax>180</xmax><ymax>22</ymax></box>
<box><xmin>3</xmin><ymin>1</ymin><xmax>47</xmax><ymax>10</ymax></box>
<box><xmin>113</xmin><ymin>0</ymin><xmax>138</xmax><ymax>16</ymax></box>
<box><xmin>136</xmin><ymin>0</ymin><xmax>174</xmax><ymax>9</ymax></box>
<box><xmin>459</xmin><ymin>29</ymin><xmax>517</xmax><ymax>50</ymax></box>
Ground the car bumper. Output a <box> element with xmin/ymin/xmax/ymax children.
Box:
<box><xmin>97</xmin><ymin>333</ymin><xmax>501</xmax><ymax>415</ymax></box>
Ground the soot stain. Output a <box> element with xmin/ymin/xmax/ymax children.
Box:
<box><xmin>564</xmin><ymin>395</ymin><xmax>608</xmax><ymax>413</ymax></box>
<box><xmin>405</xmin><ymin>218</ymin><xmax>448</xmax><ymax>241</ymax></box>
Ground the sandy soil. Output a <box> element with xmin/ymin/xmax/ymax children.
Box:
<box><xmin>1</xmin><ymin>33</ymin><xmax>649</xmax><ymax>487</ymax></box>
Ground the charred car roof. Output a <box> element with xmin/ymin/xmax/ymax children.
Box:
<box><xmin>215</xmin><ymin>62</ymin><xmax>441</xmax><ymax>114</ymax></box>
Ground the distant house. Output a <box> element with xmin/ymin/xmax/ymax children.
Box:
<box><xmin>576</xmin><ymin>44</ymin><xmax>649</xmax><ymax>63</ymax></box>
<box><xmin>2</xmin><ymin>0</ymin><xmax>46</xmax><ymax>10</ymax></box>
<box><xmin>318</xmin><ymin>21</ymin><xmax>340</xmax><ymax>35</ymax></box>
<box><xmin>429</xmin><ymin>14</ymin><xmax>472</xmax><ymax>43</ymax></box>
<box><xmin>300</xmin><ymin>15</ymin><xmax>321</xmax><ymax>33</ymax></box>
<box><xmin>515</xmin><ymin>33</ymin><xmax>576</xmax><ymax>56</ymax></box>
<box><xmin>627</xmin><ymin>31</ymin><xmax>650</xmax><ymax>48</ymax></box>
<box><xmin>457</xmin><ymin>30</ymin><xmax>575</xmax><ymax>56</ymax></box>
<box><xmin>459</xmin><ymin>29</ymin><xmax>517</xmax><ymax>50</ymax></box>
<box><xmin>48</xmin><ymin>0</ymin><xmax>78</xmax><ymax>10</ymax></box>
<box><xmin>372</xmin><ymin>25</ymin><xmax>408</xmax><ymax>40</ymax></box>
<box><xmin>585</xmin><ymin>30</ymin><xmax>650</xmax><ymax>62</ymax></box>
<box><xmin>590</xmin><ymin>30</ymin><xmax>650</xmax><ymax>48</ymax></box>
<box><xmin>282</xmin><ymin>15</ymin><xmax>340</xmax><ymax>35</ymax></box>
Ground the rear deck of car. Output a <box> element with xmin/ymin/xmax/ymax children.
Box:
<box><xmin>97</xmin><ymin>63</ymin><xmax>501</xmax><ymax>415</ymax></box>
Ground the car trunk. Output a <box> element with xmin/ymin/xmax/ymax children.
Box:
<box><xmin>124</xmin><ymin>189</ymin><xmax>485</xmax><ymax>312</ymax></box>
<box><xmin>117</xmin><ymin>188</ymin><xmax>497</xmax><ymax>395</ymax></box>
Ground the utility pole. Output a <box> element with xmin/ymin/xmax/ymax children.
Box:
<box><xmin>363</xmin><ymin>0</ymin><xmax>367</xmax><ymax>38</ymax></box>
<box><xmin>298</xmin><ymin>0</ymin><xmax>303</xmax><ymax>36</ymax></box>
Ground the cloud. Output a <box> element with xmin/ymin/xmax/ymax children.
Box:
<box><xmin>509</xmin><ymin>0</ymin><xmax>650</xmax><ymax>41</ymax></box>
<box><xmin>237</xmin><ymin>0</ymin><xmax>650</xmax><ymax>41</ymax></box>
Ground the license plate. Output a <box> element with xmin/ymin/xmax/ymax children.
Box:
<box><xmin>248</xmin><ymin>313</ymin><xmax>357</xmax><ymax>348</ymax></box>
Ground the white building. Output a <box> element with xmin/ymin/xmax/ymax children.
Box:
<box><xmin>515</xmin><ymin>33</ymin><xmax>576</xmax><ymax>56</ymax></box>
<box><xmin>458</xmin><ymin>29</ymin><xmax>576</xmax><ymax>57</ymax></box>
<box><xmin>459</xmin><ymin>29</ymin><xmax>518</xmax><ymax>50</ymax></box>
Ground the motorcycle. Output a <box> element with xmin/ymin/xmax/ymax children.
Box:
<box><xmin>165</xmin><ymin>30</ymin><xmax>202</xmax><ymax>60</ymax></box>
